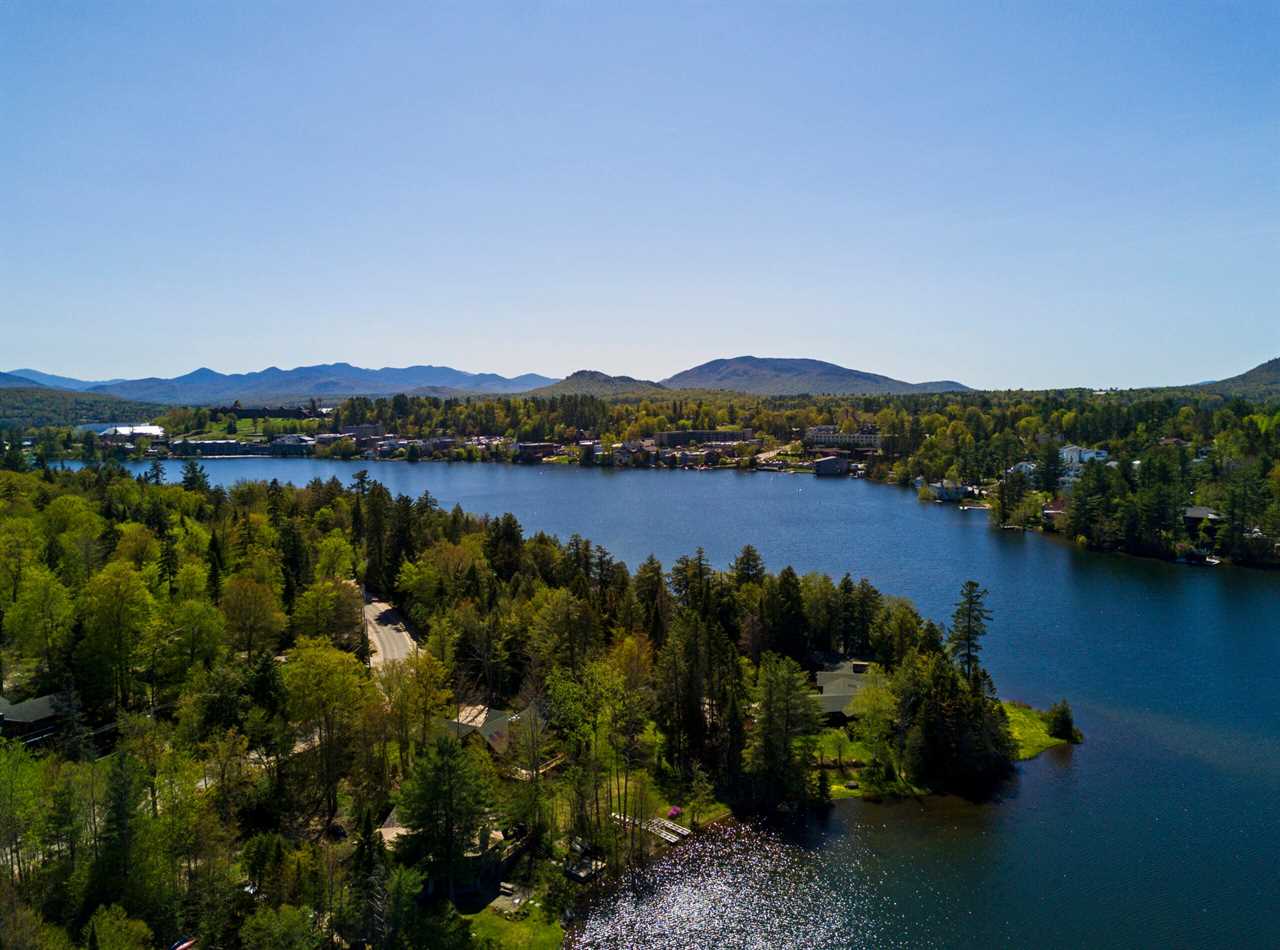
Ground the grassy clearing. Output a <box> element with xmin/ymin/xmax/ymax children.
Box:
<box><xmin>174</xmin><ymin>417</ymin><xmax>314</xmax><ymax>441</ymax></box>
<box><xmin>465</xmin><ymin>908</ymin><xmax>564</xmax><ymax>950</ymax></box>
<box><xmin>649</xmin><ymin>778</ymin><xmax>731</xmax><ymax>826</ymax></box>
<box><xmin>828</xmin><ymin>777</ymin><xmax>862</xmax><ymax>800</ymax></box>
<box><xmin>815</xmin><ymin>727</ymin><xmax>874</xmax><ymax>799</ymax></box>
<box><xmin>1003</xmin><ymin>701</ymin><xmax>1067</xmax><ymax>760</ymax></box>
<box><xmin>815</xmin><ymin>727</ymin><xmax>873</xmax><ymax>767</ymax></box>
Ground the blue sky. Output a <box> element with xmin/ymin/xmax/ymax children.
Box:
<box><xmin>3</xmin><ymin>2</ymin><xmax>1276</xmax><ymax>389</ymax></box>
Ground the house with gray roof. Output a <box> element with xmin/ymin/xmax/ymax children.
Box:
<box><xmin>816</xmin><ymin>660</ymin><xmax>871</xmax><ymax>719</ymax></box>
<box><xmin>0</xmin><ymin>693</ymin><xmax>60</xmax><ymax>739</ymax></box>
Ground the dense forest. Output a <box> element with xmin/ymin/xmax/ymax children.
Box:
<box><xmin>0</xmin><ymin>389</ymin><xmax>166</xmax><ymax>430</ymax></box>
<box><xmin>0</xmin><ymin>459</ymin><xmax>1032</xmax><ymax>949</ymax></box>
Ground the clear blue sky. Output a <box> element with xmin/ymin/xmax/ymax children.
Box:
<box><xmin>3</xmin><ymin>2</ymin><xmax>1276</xmax><ymax>389</ymax></box>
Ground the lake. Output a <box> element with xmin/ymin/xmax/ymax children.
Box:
<box><xmin>111</xmin><ymin>458</ymin><xmax>1280</xmax><ymax>948</ymax></box>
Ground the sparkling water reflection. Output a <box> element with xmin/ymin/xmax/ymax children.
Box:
<box><xmin>568</xmin><ymin>822</ymin><xmax>908</xmax><ymax>950</ymax></box>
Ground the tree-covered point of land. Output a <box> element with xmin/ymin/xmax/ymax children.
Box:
<box><xmin>0</xmin><ymin>457</ymin><xmax>1047</xmax><ymax>947</ymax></box>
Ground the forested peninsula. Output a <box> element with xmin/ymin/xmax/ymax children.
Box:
<box><xmin>0</xmin><ymin>461</ymin><xmax>1074</xmax><ymax>949</ymax></box>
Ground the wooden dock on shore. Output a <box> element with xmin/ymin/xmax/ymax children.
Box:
<box><xmin>610</xmin><ymin>812</ymin><xmax>692</xmax><ymax>844</ymax></box>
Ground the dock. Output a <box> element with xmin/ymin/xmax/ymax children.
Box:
<box><xmin>610</xmin><ymin>812</ymin><xmax>690</xmax><ymax>844</ymax></box>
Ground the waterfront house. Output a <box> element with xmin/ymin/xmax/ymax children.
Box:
<box><xmin>269</xmin><ymin>433</ymin><xmax>315</xmax><ymax>456</ymax></box>
<box><xmin>813</xmin><ymin>455</ymin><xmax>850</xmax><ymax>477</ymax></box>
<box><xmin>677</xmin><ymin>449</ymin><xmax>711</xmax><ymax>467</ymax></box>
<box><xmin>916</xmin><ymin>478</ymin><xmax>967</xmax><ymax>502</ymax></box>
<box><xmin>612</xmin><ymin>441</ymin><xmax>652</xmax><ymax>467</ymax></box>
<box><xmin>1183</xmin><ymin>506</ymin><xmax>1222</xmax><ymax>537</ymax></box>
<box><xmin>514</xmin><ymin>442</ymin><xmax>558</xmax><ymax>463</ymax></box>
<box><xmin>340</xmin><ymin>424</ymin><xmax>385</xmax><ymax>449</ymax></box>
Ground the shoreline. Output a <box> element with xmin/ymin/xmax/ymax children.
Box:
<box><xmin>57</xmin><ymin>454</ymin><xmax>1280</xmax><ymax>571</ymax></box>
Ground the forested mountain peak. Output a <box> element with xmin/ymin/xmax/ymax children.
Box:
<box><xmin>660</xmin><ymin>356</ymin><xmax>970</xmax><ymax>396</ymax></box>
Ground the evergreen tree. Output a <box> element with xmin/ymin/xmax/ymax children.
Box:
<box><xmin>1036</xmin><ymin>439</ymin><xmax>1063</xmax><ymax>493</ymax></box>
<box><xmin>399</xmin><ymin>735</ymin><xmax>495</xmax><ymax>899</ymax></box>
<box><xmin>670</xmin><ymin>549</ymin><xmax>712</xmax><ymax>615</ymax></box>
<box><xmin>766</xmin><ymin>566</ymin><xmax>808</xmax><ymax>662</ymax></box>
<box><xmin>92</xmin><ymin>753</ymin><xmax>141</xmax><ymax>909</ymax></box>
<box><xmin>481</xmin><ymin>514</ymin><xmax>524</xmax><ymax>581</ymax></box>
<box><xmin>746</xmin><ymin>652</ymin><xmax>820</xmax><ymax>809</ymax></box>
<box><xmin>266</xmin><ymin>478</ymin><xmax>284</xmax><ymax>528</ymax></box>
<box><xmin>947</xmin><ymin>581</ymin><xmax>991</xmax><ymax>683</ymax></box>
<box><xmin>349</xmin><ymin>809</ymin><xmax>387</xmax><ymax>947</ymax></box>
<box><xmin>849</xmin><ymin>578</ymin><xmax>882</xmax><ymax>658</ymax></box>
<box><xmin>180</xmin><ymin>459</ymin><xmax>210</xmax><ymax>493</ymax></box>
<box><xmin>731</xmin><ymin>544</ymin><xmax>766</xmax><ymax>588</ymax></box>
<box><xmin>159</xmin><ymin>532</ymin><xmax>178</xmax><ymax>596</ymax></box>
<box><xmin>633</xmin><ymin>555</ymin><xmax>671</xmax><ymax>645</ymax></box>
<box><xmin>206</xmin><ymin>531</ymin><xmax>225</xmax><ymax>603</ymax></box>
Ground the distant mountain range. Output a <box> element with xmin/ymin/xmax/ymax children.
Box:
<box><xmin>0</xmin><ymin>371</ymin><xmax>48</xmax><ymax>389</ymax></box>
<box><xmin>5</xmin><ymin>356</ymin><xmax>973</xmax><ymax>403</ymax></box>
<box><xmin>6</xmin><ymin>354</ymin><xmax>1278</xmax><ymax>407</ymax></box>
<box><xmin>4</xmin><ymin>363</ymin><xmax>559</xmax><ymax>405</ymax></box>
<box><xmin>659</xmin><ymin>356</ymin><xmax>970</xmax><ymax>396</ymax></box>
<box><xmin>6</xmin><ymin>369</ymin><xmax>127</xmax><ymax>390</ymax></box>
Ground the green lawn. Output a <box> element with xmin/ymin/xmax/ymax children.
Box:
<box><xmin>649</xmin><ymin>776</ymin><xmax>731</xmax><ymax>827</ymax></box>
<box><xmin>815</xmin><ymin>728</ymin><xmax>874</xmax><ymax>799</ymax></box>
<box><xmin>465</xmin><ymin>908</ymin><xmax>564</xmax><ymax>950</ymax></box>
<box><xmin>828</xmin><ymin>776</ymin><xmax>862</xmax><ymax>800</ymax></box>
<box><xmin>815</xmin><ymin>727</ymin><xmax>872</xmax><ymax>767</ymax></box>
<box><xmin>175</xmin><ymin>417</ymin><xmax>315</xmax><ymax>442</ymax></box>
<box><xmin>1003</xmin><ymin>701</ymin><xmax>1067</xmax><ymax>760</ymax></box>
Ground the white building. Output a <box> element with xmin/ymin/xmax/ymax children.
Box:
<box><xmin>1060</xmin><ymin>445</ymin><xmax>1108</xmax><ymax>466</ymax></box>
<box><xmin>804</xmin><ymin>424</ymin><xmax>881</xmax><ymax>450</ymax></box>
<box><xmin>99</xmin><ymin>424</ymin><xmax>166</xmax><ymax>441</ymax></box>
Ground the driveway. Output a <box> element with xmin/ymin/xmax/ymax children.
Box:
<box><xmin>364</xmin><ymin>597</ymin><xmax>415</xmax><ymax>668</ymax></box>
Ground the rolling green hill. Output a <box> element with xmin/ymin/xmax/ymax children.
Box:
<box><xmin>1196</xmin><ymin>356</ymin><xmax>1280</xmax><ymax>399</ymax></box>
<box><xmin>529</xmin><ymin>370</ymin><xmax>669</xmax><ymax>397</ymax></box>
<box><xmin>0</xmin><ymin>388</ymin><xmax>166</xmax><ymax>428</ymax></box>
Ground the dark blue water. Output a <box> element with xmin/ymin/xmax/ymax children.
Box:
<box><xmin>115</xmin><ymin>459</ymin><xmax>1280</xmax><ymax>947</ymax></box>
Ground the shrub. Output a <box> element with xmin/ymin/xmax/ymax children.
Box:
<box><xmin>1046</xmin><ymin>700</ymin><xmax>1081</xmax><ymax>743</ymax></box>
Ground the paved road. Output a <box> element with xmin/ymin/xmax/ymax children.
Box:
<box><xmin>365</xmin><ymin>597</ymin><xmax>415</xmax><ymax>668</ymax></box>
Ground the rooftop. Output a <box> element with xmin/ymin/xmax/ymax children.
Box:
<box><xmin>0</xmin><ymin>693</ymin><xmax>59</xmax><ymax>723</ymax></box>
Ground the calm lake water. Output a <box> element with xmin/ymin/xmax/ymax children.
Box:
<box><xmin>112</xmin><ymin>458</ymin><xmax>1280</xmax><ymax>948</ymax></box>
